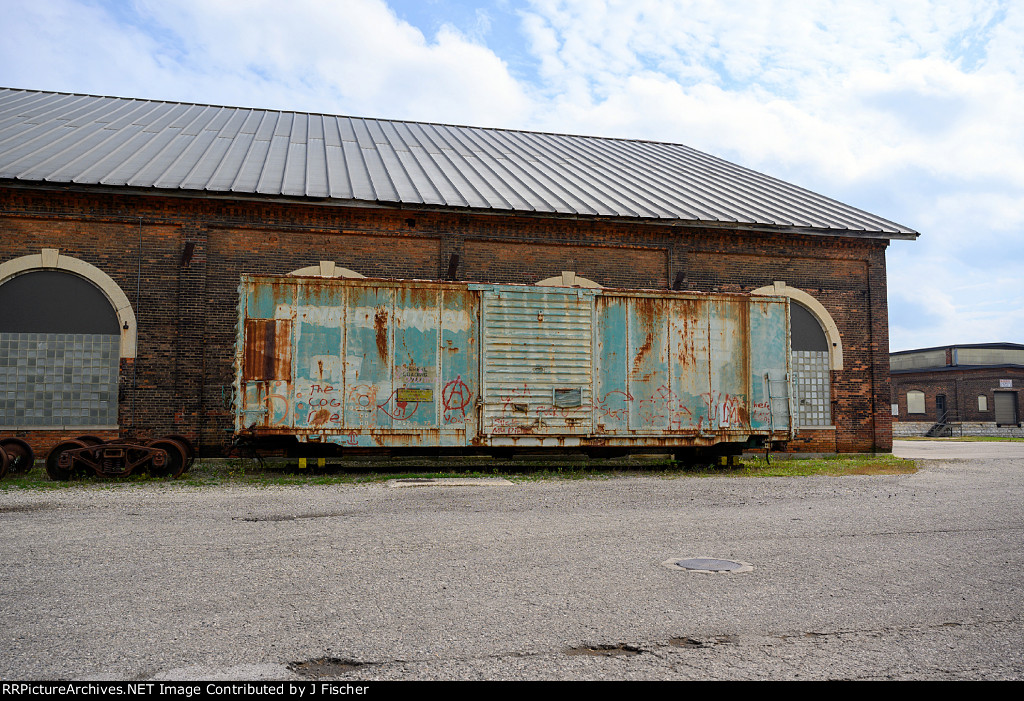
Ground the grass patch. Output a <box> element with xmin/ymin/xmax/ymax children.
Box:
<box><xmin>1</xmin><ymin>452</ymin><xmax>916</xmax><ymax>490</ymax></box>
<box><xmin>725</xmin><ymin>454</ymin><xmax>916</xmax><ymax>477</ymax></box>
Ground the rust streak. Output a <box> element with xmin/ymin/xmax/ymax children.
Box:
<box><xmin>374</xmin><ymin>307</ymin><xmax>389</xmax><ymax>359</ymax></box>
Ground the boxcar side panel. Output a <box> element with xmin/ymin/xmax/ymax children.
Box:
<box><xmin>667</xmin><ymin>296</ymin><xmax>712</xmax><ymax>432</ymax></box>
<box><xmin>707</xmin><ymin>298</ymin><xmax>751</xmax><ymax>432</ymax></box>
<box><xmin>748</xmin><ymin>297</ymin><xmax>791</xmax><ymax>433</ymax></box>
<box><xmin>236</xmin><ymin>276</ymin><xmax>793</xmax><ymax>451</ymax></box>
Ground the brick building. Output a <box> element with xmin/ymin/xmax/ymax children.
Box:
<box><xmin>891</xmin><ymin>343</ymin><xmax>1024</xmax><ymax>437</ymax></box>
<box><xmin>0</xmin><ymin>88</ymin><xmax>917</xmax><ymax>456</ymax></box>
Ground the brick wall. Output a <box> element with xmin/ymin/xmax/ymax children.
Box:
<box><xmin>1</xmin><ymin>184</ymin><xmax>894</xmax><ymax>455</ymax></box>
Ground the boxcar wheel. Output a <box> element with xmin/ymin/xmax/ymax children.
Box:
<box><xmin>162</xmin><ymin>434</ymin><xmax>196</xmax><ymax>472</ymax></box>
<box><xmin>0</xmin><ymin>438</ymin><xmax>34</xmax><ymax>474</ymax></box>
<box><xmin>45</xmin><ymin>440</ymin><xmax>89</xmax><ymax>481</ymax></box>
<box><xmin>147</xmin><ymin>439</ymin><xmax>188</xmax><ymax>479</ymax></box>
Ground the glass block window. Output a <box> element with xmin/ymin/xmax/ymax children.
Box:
<box><xmin>0</xmin><ymin>333</ymin><xmax>119</xmax><ymax>428</ymax></box>
<box><xmin>1</xmin><ymin>267</ymin><xmax>123</xmax><ymax>430</ymax></box>
<box><xmin>790</xmin><ymin>301</ymin><xmax>832</xmax><ymax>427</ymax></box>
<box><xmin>793</xmin><ymin>349</ymin><xmax>831</xmax><ymax>426</ymax></box>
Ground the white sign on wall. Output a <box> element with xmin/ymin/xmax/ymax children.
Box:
<box><xmin>1000</xmin><ymin>379</ymin><xmax>1013</xmax><ymax>388</ymax></box>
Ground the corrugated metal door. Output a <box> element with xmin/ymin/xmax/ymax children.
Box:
<box><xmin>480</xmin><ymin>287</ymin><xmax>595</xmax><ymax>437</ymax></box>
<box><xmin>994</xmin><ymin>392</ymin><xmax>1018</xmax><ymax>426</ymax></box>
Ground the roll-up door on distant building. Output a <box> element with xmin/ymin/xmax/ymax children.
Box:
<box><xmin>994</xmin><ymin>392</ymin><xmax>1018</xmax><ymax>426</ymax></box>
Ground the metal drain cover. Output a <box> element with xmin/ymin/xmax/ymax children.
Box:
<box><xmin>662</xmin><ymin>557</ymin><xmax>753</xmax><ymax>573</ymax></box>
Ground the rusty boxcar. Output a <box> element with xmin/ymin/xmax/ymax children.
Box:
<box><xmin>234</xmin><ymin>274</ymin><xmax>794</xmax><ymax>459</ymax></box>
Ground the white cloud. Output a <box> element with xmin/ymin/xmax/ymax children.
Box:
<box><xmin>0</xmin><ymin>0</ymin><xmax>533</xmax><ymax>127</ymax></box>
<box><xmin>0</xmin><ymin>0</ymin><xmax>1021</xmax><ymax>348</ymax></box>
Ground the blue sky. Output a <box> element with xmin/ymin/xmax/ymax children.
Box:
<box><xmin>2</xmin><ymin>0</ymin><xmax>1021</xmax><ymax>351</ymax></box>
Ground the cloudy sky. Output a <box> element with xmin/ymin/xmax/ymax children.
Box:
<box><xmin>2</xmin><ymin>0</ymin><xmax>1021</xmax><ymax>351</ymax></box>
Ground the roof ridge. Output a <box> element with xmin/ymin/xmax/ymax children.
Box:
<box><xmin>0</xmin><ymin>86</ymin><xmax>694</xmax><ymax>149</ymax></box>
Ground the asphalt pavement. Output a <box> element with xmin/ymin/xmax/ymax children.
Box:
<box><xmin>1</xmin><ymin>439</ymin><xmax>1022</xmax><ymax>681</ymax></box>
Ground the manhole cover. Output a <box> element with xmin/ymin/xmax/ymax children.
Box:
<box><xmin>661</xmin><ymin>557</ymin><xmax>753</xmax><ymax>573</ymax></box>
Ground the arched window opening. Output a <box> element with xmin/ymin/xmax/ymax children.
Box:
<box><xmin>0</xmin><ymin>270</ymin><xmax>121</xmax><ymax>429</ymax></box>
<box><xmin>790</xmin><ymin>302</ymin><xmax>831</xmax><ymax>427</ymax></box>
<box><xmin>287</xmin><ymin>261</ymin><xmax>365</xmax><ymax>278</ymax></box>
<box><xmin>535</xmin><ymin>271</ymin><xmax>602</xmax><ymax>288</ymax></box>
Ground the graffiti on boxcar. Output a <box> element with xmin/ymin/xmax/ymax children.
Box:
<box><xmin>701</xmin><ymin>390</ymin><xmax>747</xmax><ymax>428</ymax></box>
<box><xmin>348</xmin><ymin>384</ymin><xmax>378</xmax><ymax>426</ymax></box>
<box><xmin>376</xmin><ymin>387</ymin><xmax>421</xmax><ymax>421</ymax></box>
<box><xmin>268</xmin><ymin>380</ymin><xmax>291</xmax><ymax>424</ymax></box>
<box><xmin>442</xmin><ymin>375</ymin><xmax>472</xmax><ymax>424</ymax></box>
<box><xmin>491</xmin><ymin>417</ymin><xmax>534</xmax><ymax>435</ymax></box>
<box><xmin>594</xmin><ymin>389</ymin><xmax>634</xmax><ymax>421</ymax></box>
<box><xmin>304</xmin><ymin>383</ymin><xmax>343</xmax><ymax>426</ymax></box>
<box><xmin>499</xmin><ymin>384</ymin><xmax>531</xmax><ymax>416</ymax></box>
<box><xmin>752</xmin><ymin>400</ymin><xmax>771</xmax><ymax>424</ymax></box>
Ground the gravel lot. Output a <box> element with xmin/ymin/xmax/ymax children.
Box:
<box><xmin>1</xmin><ymin>440</ymin><xmax>1022</xmax><ymax>681</ymax></box>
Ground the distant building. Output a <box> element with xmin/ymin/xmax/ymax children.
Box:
<box><xmin>890</xmin><ymin>343</ymin><xmax>1024</xmax><ymax>437</ymax></box>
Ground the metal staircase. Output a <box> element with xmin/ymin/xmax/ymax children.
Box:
<box><xmin>925</xmin><ymin>410</ymin><xmax>961</xmax><ymax>437</ymax></box>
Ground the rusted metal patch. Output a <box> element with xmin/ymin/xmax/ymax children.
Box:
<box><xmin>243</xmin><ymin>319</ymin><xmax>292</xmax><ymax>381</ymax></box>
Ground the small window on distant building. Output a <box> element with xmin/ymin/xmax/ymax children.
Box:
<box><xmin>978</xmin><ymin>395</ymin><xmax>988</xmax><ymax>412</ymax></box>
<box><xmin>907</xmin><ymin>390</ymin><xmax>925</xmax><ymax>415</ymax></box>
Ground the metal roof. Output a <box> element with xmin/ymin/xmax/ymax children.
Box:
<box><xmin>0</xmin><ymin>88</ymin><xmax>918</xmax><ymax>239</ymax></box>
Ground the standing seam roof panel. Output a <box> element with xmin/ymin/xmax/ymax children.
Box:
<box><xmin>322</xmin><ymin>117</ymin><xmax>353</xmax><ymax>200</ymax></box>
<box><xmin>338</xmin><ymin>118</ymin><xmax>378</xmax><ymax>201</ymax></box>
<box><xmin>432</xmin><ymin>125</ymin><xmax>549</xmax><ymax>212</ymax></box>
<box><xmin>468</xmin><ymin>128</ymin><xmax>605</xmax><ymax>216</ymax></box>
<box><xmin>492</xmin><ymin>129</ymin><xmax>655</xmax><ymax>218</ymax></box>
<box><xmin>160</xmin><ymin>130</ymin><xmax>220</xmax><ymax>189</ymax></box>
<box><xmin>364</xmin><ymin>119</ymin><xmax>424</xmax><ymax>204</ymax></box>
<box><xmin>505</xmin><ymin>131</ymin><xmax>635</xmax><ymax>217</ymax></box>
<box><xmin>304</xmin><ymin>116</ymin><xmax>329</xmax><ymax>198</ymax></box>
<box><xmin>7</xmin><ymin>122</ymin><xmax>112</xmax><ymax>179</ymax></box>
<box><xmin>229</xmin><ymin>125</ymin><xmax>272</xmax><ymax>193</ymax></box>
<box><xmin>377</xmin><ymin>119</ymin><xmax>450</xmax><ymax>205</ymax></box>
<box><xmin>512</xmin><ymin>131</ymin><xmax>674</xmax><ymax>219</ymax></box>
<box><xmin>207</xmin><ymin>130</ymin><xmax>257</xmax><ymax>190</ymax></box>
<box><xmin>455</xmin><ymin>126</ymin><xmax>580</xmax><ymax>214</ymax></box>
<box><xmin>586</xmin><ymin>137</ymin><xmax>765</xmax><ymax>223</ymax></box>
<box><xmin>401</xmin><ymin>121</ymin><xmax>509</xmax><ymax>210</ymax></box>
<box><xmin>256</xmin><ymin>132</ymin><xmax>291</xmax><ymax>194</ymax></box>
<box><xmin>101</xmin><ymin>127</ymin><xmax>179</xmax><ymax>185</ymax></box>
<box><xmin>180</xmin><ymin>131</ymin><xmax>236</xmax><ymax>190</ymax></box>
<box><xmin>349</xmin><ymin>119</ymin><xmax>400</xmax><ymax>203</ymax></box>
<box><xmin>148</xmin><ymin>103</ymin><xmax>240</xmax><ymax>189</ymax></box>
<box><xmin>619</xmin><ymin>138</ymin><xmax>828</xmax><ymax>227</ymax></box>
